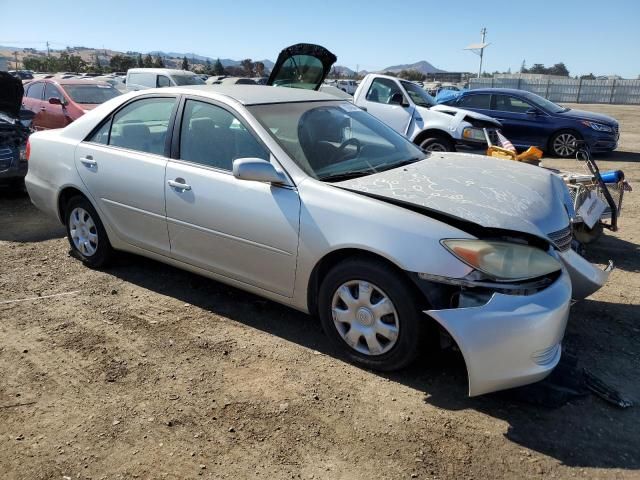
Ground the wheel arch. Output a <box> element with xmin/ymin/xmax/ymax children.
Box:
<box><xmin>412</xmin><ymin>128</ymin><xmax>454</xmax><ymax>147</ymax></box>
<box><xmin>57</xmin><ymin>186</ymin><xmax>91</xmax><ymax>224</ymax></box>
<box><xmin>306</xmin><ymin>247</ymin><xmax>424</xmax><ymax>317</ymax></box>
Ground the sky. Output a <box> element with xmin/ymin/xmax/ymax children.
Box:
<box><xmin>1</xmin><ymin>0</ymin><xmax>639</xmax><ymax>78</ymax></box>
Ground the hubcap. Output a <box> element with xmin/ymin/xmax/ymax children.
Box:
<box><xmin>421</xmin><ymin>140</ymin><xmax>448</xmax><ymax>152</ymax></box>
<box><xmin>69</xmin><ymin>207</ymin><xmax>98</xmax><ymax>257</ymax></box>
<box><xmin>553</xmin><ymin>133</ymin><xmax>577</xmax><ymax>157</ymax></box>
<box><xmin>331</xmin><ymin>280</ymin><xmax>399</xmax><ymax>356</ymax></box>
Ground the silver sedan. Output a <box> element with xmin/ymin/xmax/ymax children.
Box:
<box><xmin>25</xmin><ymin>85</ymin><xmax>609</xmax><ymax>396</ymax></box>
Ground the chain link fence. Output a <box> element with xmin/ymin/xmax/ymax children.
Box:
<box><xmin>469</xmin><ymin>78</ymin><xmax>640</xmax><ymax>105</ymax></box>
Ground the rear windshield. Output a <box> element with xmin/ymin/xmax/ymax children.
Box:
<box><xmin>64</xmin><ymin>85</ymin><xmax>121</xmax><ymax>104</ymax></box>
<box><xmin>172</xmin><ymin>75</ymin><xmax>205</xmax><ymax>86</ymax></box>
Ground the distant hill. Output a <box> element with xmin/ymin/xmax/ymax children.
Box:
<box><xmin>150</xmin><ymin>51</ymin><xmax>274</xmax><ymax>70</ymax></box>
<box><xmin>379</xmin><ymin>60</ymin><xmax>445</xmax><ymax>74</ymax></box>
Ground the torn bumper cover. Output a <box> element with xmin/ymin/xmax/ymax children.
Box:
<box><xmin>427</xmin><ymin>270</ymin><xmax>571</xmax><ymax>397</ymax></box>
<box><xmin>558</xmin><ymin>248</ymin><xmax>613</xmax><ymax>300</ymax></box>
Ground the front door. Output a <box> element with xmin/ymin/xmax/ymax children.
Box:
<box><xmin>41</xmin><ymin>83</ymin><xmax>72</xmax><ymax>129</ymax></box>
<box><xmin>165</xmin><ymin>98</ymin><xmax>300</xmax><ymax>297</ymax></box>
<box><xmin>359</xmin><ymin>77</ymin><xmax>414</xmax><ymax>135</ymax></box>
<box><xmin>491</xmin><ymin>94</ymin><xmax>549</xmax><ymax>148</ymax></box>
<box><xmin>75</xmin><ymin>95</ymin><xmax>178</xmax><ymax>254</ymax></box>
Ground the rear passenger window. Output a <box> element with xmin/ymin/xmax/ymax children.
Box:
<box><xmin>458</xmin><ymin>94</ymin><xmax>491</xmax><ymax>109</ymax></box>
<box><xmin>179</xmin><ymin>100</ymin><xmax>268</xmax><ymax>171</ymax></box>
<box><xmin>26</xmin><ymin>82</ymin><xmax>44</xmax><ymax>100</ymax></box>
<box><xmin>107</xmin><ymin>97</ymin><xmax>176</xmax><ymax>155</ymax></box>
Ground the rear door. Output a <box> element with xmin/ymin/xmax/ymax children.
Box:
<box><xmin>22</xmin><ymin>82</ymin><xmax>46</xmax><ymax>130</ymax></box>
<box><xmin>164</xmin><ymin>97</ymin><xmax>300</xmax><ymax>296</ymax></box>
<box><xmin>267</xmin><ymin>43</ymin><xmax>337</xmax><ymax>91</ymax></box>
<box><xmin>75</xmin><ymin>95</ymin><xmax>178</xmax><ymax>254</ymax></box>
<box><xmin>358</xmin><ymin>77</ymin><xmax>413</xmax><ymax>135</ymax></box>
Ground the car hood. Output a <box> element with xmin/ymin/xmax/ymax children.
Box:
<box><xmin>428</xmin><ymin>104</ymin><xmax>502</xmax><ymax>127</ymax></box>
<box><xmin>556</xmin><ymin>108</ymin><xmax>617</xmax><ymax>126</ymax></box>
<box><xmin>0</xmin><ymin>71</ymin><xmax>24</xmax><ymax>118</ymax></box>
<box><xmin>267</xmin><ymin>43</ymin><xmax>337</xmax><ymax>91</ymax></box>
<box><xmin>336</xmin><ymin>152</ymin><xmax>572</xmax><ymax>240</ymax></box>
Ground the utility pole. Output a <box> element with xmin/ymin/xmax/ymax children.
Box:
<box><xmin>13</xmin><ymin>51</ymin><xmax>18</xmax><ymax>69</ymax></box>
<box><xmin>46</xmin><ymin>41</ymin><xmax>50</xmax><ymax>57</ymax></box>
<box><xmin>464</xmin><ymin>28</ymin><xmax>490</xmax><ymax>79</ymax></box>
<box><xmin>478</xmin><ymin>27</ymin><xmax>487</xmax><ymax>78</ymax></box>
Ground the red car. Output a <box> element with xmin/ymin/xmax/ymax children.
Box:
<box><xmin>21</xmin><ymin>78</ymin><xmax>121</xmax><ymax>130</ymax></box>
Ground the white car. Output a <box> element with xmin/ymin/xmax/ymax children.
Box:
<box><xmin>353</xmin><ymin>74</ymin><xmax>500</xmax><ymax>152</ymax></box>
<box><xmin>25</xmin><ymin>49</ymin><xmax>610</xmax><ymax>397</ymax></box>
<box><xmin>336</xmin><ymin>79</ymin><xmax>358</xmax><ymax>95</ymax></box>
<box><xmin>125</xmin><ymin>68</ymin><xmax>205</xmax><ymax>91</ymax></box>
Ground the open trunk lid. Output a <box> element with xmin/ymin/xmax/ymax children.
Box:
<box><xmin>267</xmin><ymin>43</ymin><xmax>337</xmax><ymax>91</ymax></box>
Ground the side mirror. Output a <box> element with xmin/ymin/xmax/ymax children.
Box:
<box><xmin>525</xmin><ymin>107</ymin><xmax>540</xmax><ymax>116</ymax></box>
<box><xmin>232</xmin><ymin>158</ymin><xmax>288</xmax><ymax>185</ymax></box>
<box><xmin>48</xmin><ymin>97</ymin><xmax>64</xmax><ymax>106</ymax></box>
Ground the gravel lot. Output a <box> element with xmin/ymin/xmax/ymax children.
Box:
<box><xmin>1</xmin><ymin>103</ymin><xmax>639</xmax><ymax>480</ymax></box>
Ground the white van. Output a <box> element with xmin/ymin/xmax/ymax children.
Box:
<box><xmin>336</xmin><ymin>79</ymin><xmax>358</xmax><ymax>95</ymax></box>
<box><xmin>125</xmin><ymin>68</ymin><xmax>205</xmax><ymax>91</ymax></box>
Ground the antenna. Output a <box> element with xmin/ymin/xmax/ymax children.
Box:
<box><xmin>465</xmin><ymin>27</ymin><xmax>490</xmax><ymax>78</ymax></box>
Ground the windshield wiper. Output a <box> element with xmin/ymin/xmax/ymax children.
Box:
<box><xmin>319</xmin><ymin>170</ymin><xmax>374</xmax><ymax>182</ymax></box>
<box><xmin>376</xmin><ymin>156</ymin><xmax>425</xmax><ymax>172</ymax></box>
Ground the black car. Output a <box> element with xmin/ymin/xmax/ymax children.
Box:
<box><xmin>0</xmin><ymin>72</ymin><xmax>33</xmax><ymax>189</ymax></box>
<box><xmin>442</xmin><ymin>88</ymin><xmax>619</xmax><ymax>157</ymax></box>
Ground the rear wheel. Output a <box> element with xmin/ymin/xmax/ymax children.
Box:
<box><xmin>550</xmin><ymin>130</ymin><xmax>581</xmax><ymax>158</ymax></box>
<box><xmin>318</xmin><ymin>258</ymin><xmax>426</xmax><ymax>371</ymax></box>
<box><xmin>419</xmin><ymin>134</ymin><xmax>455</xmax><ymax>153</ymax></box>
<box><xmin>65</xmin><ymin>196</ymin><xmax>113</xmax><ymax>268</ymax></box>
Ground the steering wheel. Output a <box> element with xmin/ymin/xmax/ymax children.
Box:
<box><xmin>331</xmin><ymin>138</ymin><xmax>362</xmax><ymax>164</ymax></box>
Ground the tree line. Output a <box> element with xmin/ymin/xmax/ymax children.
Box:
<box><xmin>22</xmin><ymin>51</ymin><xmax>269</xmax><ymax>78</ymax></box>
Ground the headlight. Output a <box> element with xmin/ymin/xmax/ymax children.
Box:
<box><xmin>581</xmin><ymin>121</ymin><xmax>613</xmax><ymax>132</ymax></box>
<box><xmin>441</xmin><ymin>239</ymin><xmax>562</xmax><ymax>281</ymax></box>
<box><xmin>462</xmin><ymin>127</ymin><xmax>485</xmax><ymax>142</ymax></box>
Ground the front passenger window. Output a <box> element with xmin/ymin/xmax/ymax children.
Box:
<box><xmin>108</xmin><ymin>97</ymin><xmax>176</xmax><ymax>155</ymax></box>
<box><xmin>157</xmin><ymin>75</ymin><xmax>171</xmax><ymax>88</ymax></box>
<box><xmin>179</xmin><ymin>100</ymin><xmax>269</xmax><ymax>171</ymax></box>
<box><xmin>366</xmin><ymin>78</ymin><xmax>403</xmax><ymax>105</ymax></box>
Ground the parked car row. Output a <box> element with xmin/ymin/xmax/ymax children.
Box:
<box><xmin>23</xmin><ymin>44</ymin><xmax>613</xmax><ymax>398</ymax></box>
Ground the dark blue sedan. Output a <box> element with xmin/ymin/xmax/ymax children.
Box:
<box><xmin>442</xmin><ymin>88</ymin><xmax>619</xmax><ymax>157</ymax></box>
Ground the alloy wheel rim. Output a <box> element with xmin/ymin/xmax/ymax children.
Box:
<box><xmin>331</xmin><ymin>280</ymin><xmax>400</xmax><ymax>356</ymax></box>
<box><xmin>554</xmin><ymin>133</ymin><xmax>577</xmax><ymax>157</ymax></box>
<box><xmin>69</xmin><ymin>207</ymin><xmax>98</xmax><ymax>257</ymax></box>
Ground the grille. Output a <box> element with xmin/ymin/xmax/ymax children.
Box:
<box><xmin>548</xmin><ymin>225</ymin><xmax>572</xmax><ymax>252</ymax></box>
<box><xmin>0</xmin><ymin>146</ymin><xmax>14</xmax><ymax>171</ymax></box>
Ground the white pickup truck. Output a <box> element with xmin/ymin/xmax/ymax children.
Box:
<box><xmin>353</xmin><ymin>74</ymin><xmax>501</xmax><ymax>152</ymax></box>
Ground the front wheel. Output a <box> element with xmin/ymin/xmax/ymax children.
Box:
<box><xmin>318</xmin><ymin>258</ymin><xmax>426</xmax><ymax>371</ymax></box>
<box><xmin>419</xmin><ymin>134</ymin><xmax>455</xmax><ymax>153</ymax></box>
<box><xmin>65</xmin><ymin>196</ymin><xmax>113</xmax><ymax>268</ymax></box>
<box><xmin>550</xmin><ymin>131</ymin><xmax>582</xmax><ymax>158</ymax></box>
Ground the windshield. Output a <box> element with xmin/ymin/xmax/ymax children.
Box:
<box><xmin>172</xmin><ymin>75</ymin><xmax>206</xmax><ymax>86</ymax></box>
<box><xmin>401</xmin><ymin>81</ymin><xmax>436</xmax><ymax>107</ymax></box>
<box><xmin>63</xmin><ymin>84</ymin><xmax>121</xmax><ymax>104</ymax></box>
<box><xmin>523</xmin><ymin>91</ymin><xmax>568</xmax><ymax>113</ymax></box>
<box><xmin>249</xmin><ymin>101</ymin><xmax>426</xmax><ymax>181</ymax></box>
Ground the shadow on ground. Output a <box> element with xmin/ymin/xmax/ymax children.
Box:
<box><xmin>105</xmin><ymin>248</ymin><xmax>640</xmax><ymax>471</ymax></box>
<box><xmin>0</xmin><ymin>190</ymin><xmax>65</xmax><ymax>242</ymax></box>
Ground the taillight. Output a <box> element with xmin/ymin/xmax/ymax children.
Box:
<box><xmin>25</xmin><ymin>139</ymin><xmax>31</xmax><ymax>161</ymax></box>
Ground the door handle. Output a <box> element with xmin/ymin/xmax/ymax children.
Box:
<box><xmin>167</xmin><ymin>179</ymin><xmax>192</xmax><ymax>191</ymax></box>
<box><xmin>80</xmin><ymin>155</ymin><xmax>97</xmax><ymax>167</ymax></box>
<box><xmin>360</xmin><ymin>106</ymin><xmax>367</xmax><ymax>111</ymax></box>
<box><xmin>40</xmin><ymin>106</ymin><xmax>46</xmax><ymax>111</ymax></box>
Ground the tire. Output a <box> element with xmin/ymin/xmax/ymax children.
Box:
<box><xmin>318</xmin><ymin>257</ymin><xmax>426</xmax><ymax>371</ymax></box>
<box><xmin>418</xmin><ymin>134</ymin><xmax>455</xmax><ymax>153</ymax></box>
<box><xmin>549</xmin><ymin>130</ymin><xmax>582</xmax><ymax>158</ymax></box>
<box><xmin>64</xmin><ymin>195</ymin><xmax>113</xmax><ymax>268</ymax></box>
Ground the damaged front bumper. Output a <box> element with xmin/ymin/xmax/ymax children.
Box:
<box><xmin>558</xmin><ymin>248</ymin><xmax>613</xmax><ymax>300</ymax></box>
<box><xmin>426</xmin><ymin>270</ymin><xmax>571</xmax><ymax>397</ymax></box>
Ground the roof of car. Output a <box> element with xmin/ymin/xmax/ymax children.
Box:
<box><xmin>31</xmin><ymin>78</ymin><xmax>112</xmax><ymax>86</ymax></box>
<box><xmin>462</xmin><ymin>88</ymin><xmax>531</xmax><ymax>95</ymax></box>
<box><xmin>150</xmin><ymin>85</ymin><xmax>342</xmax><ymax>105</ymax></box>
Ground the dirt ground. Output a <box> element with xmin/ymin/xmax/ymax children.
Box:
<box><xmin>1</xmin><ymin>103</ymin><xmax>639</xmax><ymax>480</ymax></box>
